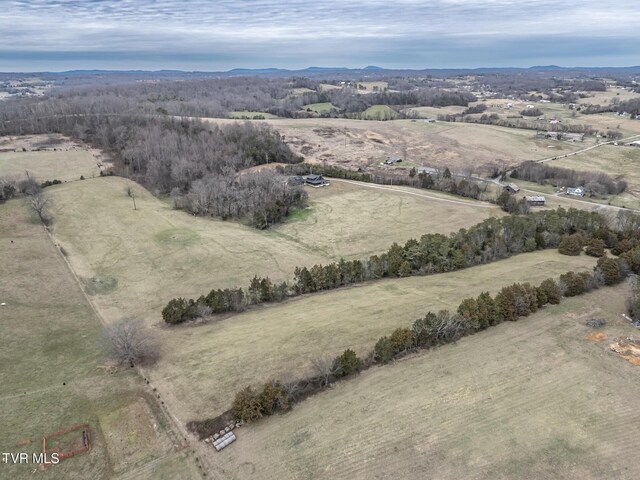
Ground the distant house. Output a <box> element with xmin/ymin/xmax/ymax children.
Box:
<box><xmin>305</xmin><ymin>174</ymin><xmax>328</xmax><ymax>187</ymax></box>
<box><xmin>504</xmin><ymin>183</ymin><xmax>520</xmax><ymax>194</ymax></box>
<box><xmin>525</xmin><ymin>195</ymin><xmax>545</xmax><ymax>206</ymax></box>
<box><xmin>289</xmin><ymin>176</ymin><xmax>305</xmax><ymax>186</ymax></box>
<box><xmin>384</xmin><ymin>156</ymin><xmax>402</xmax><ymax>165</ymax></box>
<box><xmin>566</xmin><ymin>186</ymin><xmax>585</xmax><ymax>197</ymax></box>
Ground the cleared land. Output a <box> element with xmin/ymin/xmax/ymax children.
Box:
<box><xmin>215</xmin><ymin>284</ymin><xmax>640</xmax><ymax>480</ymax></box>
<box><xmin>0</xmin><ymin>199</ymin><xmax>198</xmax><ymax>480</ymax></box>
<box><xmin>47</xmin><ymin>176</ymin><xmax>500</xmax><ymax>324</ymax></box>
<box><xmin>202</xmin><ymin>117</ymin><xmax>588</xmax><ymax>174</ymax></box>
<box><xmin>0</xmin><ymin>134</ymin><xmax>104</xmax><ymax>181</ymax></box>
<box><xmin>152</xmin><ymin>249</ymin><xmax>596</xmax><ymax>422</ymax></box>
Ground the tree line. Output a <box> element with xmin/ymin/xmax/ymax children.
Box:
<box><xmin>162</xmin><ymin>208</ymin><xmax>623</xmax><ymax>324</ymax></box>
<box><xmin>278</xmin><ymin>163</ymin><xmax>489</xmax><ymax>201</ymax></box>
<box><xmin>0</xmin><ymin>96</ymin><xmax>307</xmax><ymax>228</ymax></box>
<box><xmin>188</xmin><ymin>249</ymin><xmax>638</xmax><ymax>436</ymax></box>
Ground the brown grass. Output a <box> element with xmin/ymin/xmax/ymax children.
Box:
<box><xmin>214</xmin><ymin>284</ymin><xmax>640</xmax><ymax>480</ymax></box>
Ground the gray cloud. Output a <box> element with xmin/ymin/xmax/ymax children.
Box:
<box><xmin>0</xmin><ymin>1</ymin><xmax>637</xmax><ymax>70</ymax></box>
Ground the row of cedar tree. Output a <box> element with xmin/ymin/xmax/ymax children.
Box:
<box><xmin>184</xmin><ymin>210</ymin><xmax>640</xmax><ymax>437</ymax></box>
<box><xmin>163</xmin><ymin>208</ymin><xmax>637</xmax><ymax>324</ymax></box>
<box><xmin>188</xmin><ymin>251</ymin><xmax>639</xmax><ymax>437</ymax></box>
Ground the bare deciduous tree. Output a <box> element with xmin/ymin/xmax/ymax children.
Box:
<box><xmin>29</xmin><ymin>192</ymin><xmax>51</xmax><ymax>225</ymax></box>
<box><xmin>311</xmin><ymin>356</ymin><xmax>336</xmax><ymax>387</ymax></box>
<box><xmin>105</xmin><ymin>320</ymin><xmax>159</xmax><ymax>367</ymax></box>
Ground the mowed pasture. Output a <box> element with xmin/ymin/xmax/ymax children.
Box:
<box><xmin>0</xmin><ymin>200</ymin><xmax>199</xmax><ymax>480</ymax></box>
<box><xmin>47</xmin><ymin>176</ymin><xmax>499</xmax><ymax>324</ymax></box>
<box><xmin>152</xmin><ymin>249</ymin><xmax>596</xmax><ymax>422</ymax></box>
<box><xmin>215</xmin><ymin>284</ymin><xmax>640</xmax><ymax>480</ymax></box>
<box><xmin>202</xmin><ymin>117</ymin><xmax>588</xmax><ymax>174</ymax></box>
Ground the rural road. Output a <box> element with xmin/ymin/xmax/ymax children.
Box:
<box><xmin>535</xmin><ymin>133</ymin><xmax>640</xmax><ymax>164</ymax></box>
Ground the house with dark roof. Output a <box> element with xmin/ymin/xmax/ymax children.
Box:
<box><xmin>305</xmin><ymin>174</ymin><xmax>328</xmax><ymax>187</ymax></box>
<box><xmin>504</xmin><ymin>183</ymin><xmax>520</xmax><ymax>194</ymax></box>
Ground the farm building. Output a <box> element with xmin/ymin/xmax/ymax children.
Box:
<box><xmin>566</xmin><ymin>187</ymin><xmax>585</xmax><ymax>197</ymax></box>
<box><xmin>525</xmin><ymin>195</ymin><xmax>545</xmax><ymax>206</ymax></box>
<box><xmin>305</xmin><ymin>174</ymin><xmax>328</xmax><ymax>187</ymax></box>
<box><xmin>504</xmin><ymin>183</ymin><xmax>520</xmax><ymax>194</ymax></box>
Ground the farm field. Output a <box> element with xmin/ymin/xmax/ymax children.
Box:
<box><xmin>0</xmin><ymin>134</ymin><xmax>104</xmax><ymax>181</ymax></box>
<box><xmin>215</xmin><ymin>284</ymin><xmax>640</xmax><ymax>480</ymax></box>
<box><xmin>151</xmin><ymin>249</ymin><xmax>596</xmax><ymax>422</ymax></box>
<box><xmin>47</xmin><ymin>176</ymin><xmax>499</xmax><ymax>324</ymax></box>
<box><xmin>0</xmin><ymin>199</ymin><xmax>198</xmax><ymax>480</ymax></box>
<box><xmin>202</xmin><ymin>117</ymin><xmax>587</xmax><ymax>174</ymax></box>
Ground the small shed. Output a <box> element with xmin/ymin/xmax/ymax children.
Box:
<box><xmin>525</xmin><ymin>195</ymin><xmax>545</xmax><ymax>206</ymax></box>
<box><xmin>305</xmin><ymin>174</ymin><xmax>328</xmax><ymax>187</ymax></box>
<box><xmin>504</xmin><ymin>183</ymin><xmax>520</xmax><ymax>194</ymax></box>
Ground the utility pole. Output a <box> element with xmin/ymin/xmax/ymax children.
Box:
<box><xmin>131</xmin><ymin>193</ymin><xmax>137</xmax><ymax>211</ymax></box>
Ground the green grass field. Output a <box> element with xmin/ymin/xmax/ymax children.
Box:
<box><xmin>303</xmin><ymin>102</ymin><xmax>338</xmax><ymax>114</ymax></box>
<box><xmin>0</xmin><ymin>199</ymin><xmax>199</xmax><ymax>480</ymax></box>
<box><xmin>360</xmin><ymin>105</ymin><xmax>399</xmax><ymax>120</ymax></box>
<box><xmin>215</xmin><ymin>284</ymin><xmax>640</xmax><ymax>480</ymax></box>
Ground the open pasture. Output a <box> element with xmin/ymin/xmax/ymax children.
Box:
<box><xmin>47</xmin><ymin>176</ymin><xmax>498</xmax><ymax>325</ymax></box>
<box><xmin>203</xmin><ymin>117</ymin><xmax>587</xmax><ymax>174</ymax></box>
<box><xmin>0</xmin><ymin>134</ymin><xmax>103</xmax><ymax>181</ymax></box>
<box><xmin>150</xmin><ymin>249</ymin><xmax>596</xmax><ymax>422</ymax></box>
<box><xmin>0</xmin><ymin>199</ymin><xmax>196</xmax><ymax>480</ymax></box>
<box><xmin>214</xmin><ymin>284</ymin><xmax>640</xmax><ymax>480</ymax></box>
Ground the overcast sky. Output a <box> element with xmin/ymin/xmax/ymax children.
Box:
<box><xmin>1</xmin><ymin>0</ymin><xmax>638</xmax><ymax>71</ymax></box>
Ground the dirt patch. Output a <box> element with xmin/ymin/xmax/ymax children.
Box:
<box><xmin>15</xmin><ymin>438</ymin><xmax>31</xmax><ymax>446</ymax></box>
<box><xmin>586</xmin><ymin>332</ymin><xmax>607</xmax><ymax>342</ymax></box>
<box><xmin>365</xmin><ymin>131</ymin><xmax>389</xmax><ymax>144</ymax></box>
<box><xmin>609</xmin><ymin>337</ymin><xmax>640</xmax><ymax>365</ymax></box>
